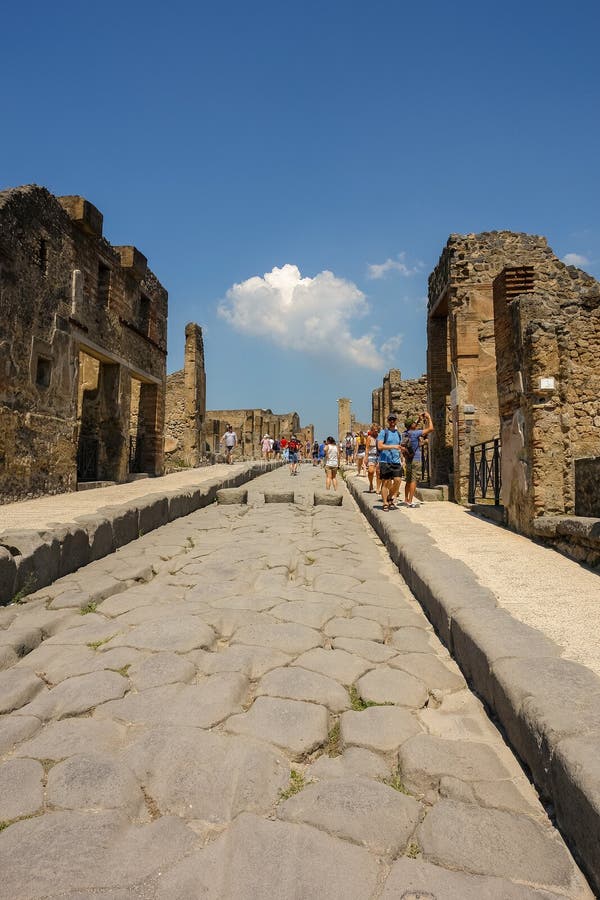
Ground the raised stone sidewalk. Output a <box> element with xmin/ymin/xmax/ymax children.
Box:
<box><xmin>0</xmin><ymin>462</ymin><xmax>279</xmax><ymax>605</ymax></box>
<box><xmin>0</xmin><ymin>466</ymin><xmax>593</xmax><ymax>897</ymax></box>
<box><xmin>347</xmin><ymin>471</ymin><xmax>600</xmax><ymax>894</ymax></box>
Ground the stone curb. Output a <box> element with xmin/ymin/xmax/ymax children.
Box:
<box><xmin>0</xmin><ymin>462</ymin><xmax>280</xmax><ymax>605</ymax></box>
<box><xmin>346</xmin><ymin>476</ymin><xmax>600</xmax><ymax>894</ymax></box>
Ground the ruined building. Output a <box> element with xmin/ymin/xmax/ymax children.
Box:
<box><xmin>371</xmin><ymin>369</ymin><xmax>427</xmax><ymax>426</ymax></box>
<box><xmin>204</xmin><ymin>410</ymin><xmax>312</xmax><ymax>459</ymax></box>
<box><xmin>164</xmin><ymin>324</ymin><xmax>206</xmax><ymax>467</ymax></box>
<box><xmin>0</xmin><ymin>185</ymin><xmax>167</xmax><ymax>502</ymax></box>
<box><xmin>428</xmin><ymin>231</ymin><xmax>600</xmax><ymax>558</ymax></box>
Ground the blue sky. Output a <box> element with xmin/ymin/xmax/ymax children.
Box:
<box><xmin>2</xmin><ymin>0</ymin><xmax>599</xmax><ymax>439</ymax></box>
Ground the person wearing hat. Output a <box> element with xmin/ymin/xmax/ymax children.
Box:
<box><xmin>377</xmin><ymin>413</ymin><xmax>403</xmax><ymax>510</ymax></box>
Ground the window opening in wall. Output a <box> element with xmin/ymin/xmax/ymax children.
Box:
<box><xmin>36</xmin><ymin>356</ymin><xmax>52</xmax><ymax>388</ymax></box>
<box><xmin>138</xmin><ymin>294</ymin><xmax>151</xmax><ymax>336</ymax></box>
<box><xmin>39</xmin><ymin>238</ymin><xmax>48</xmax><ymax>276</ymax></box>
<box><xmin>98</xmin><ymin>262</ymin><xmax>111</xmax><ymax>305</ymax></box>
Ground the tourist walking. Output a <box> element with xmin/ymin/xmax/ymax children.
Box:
<box><xmin>402</xmin><ymin>411</ymin><xmax>434</xmax><ymax>507</ymax></box>
<box><xmin>356</xmin><ymin>431</ymin><xmax>367</xmax><ymax>476</ymax></box>
<box><xmin>318</xmin><ymin>439</ymin><xmax>325</xmax><ymax>466</ymax></box>
<box><xmin>324</xmin><ymin>436</ymin><xmax>339</xmax><ymax>490</ymax></box>
<box><xmin>312</xmin><ymin>440</ymin><xmax>320</xmax><ymax>466</ymax></box>
<box><xmin>365</xmin><ymin>425</ymin><xmax>379</xmax><ymax>493</ymax></box>
<box><xmin>261</xmin><ymin>434</ymin><xmax>273</xmax><ymax>460</ymax></box>
<box><xmin>377</xmin><ymin>414</ymin><xmax>403</xmax><ymax>510</ymax></box>
<box><xmin>288</xmin><ymin>434</ymin><xmax>301</xmax><ymax>475</ymax></box>
<box><xmin>221</xmin><ymin>425</ymin><xmax>237</xmax><ymax>464</ymax></box>
<box><xmin>344</xmin><ymin>432</ymin><xmax>355</xmax><ymax>465</ymax></box>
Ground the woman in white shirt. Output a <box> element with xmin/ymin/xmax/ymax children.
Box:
<box><xmin>324</xmin><ymin>436</ymin><xmax>339</xmax><ymax>491</ymax></box>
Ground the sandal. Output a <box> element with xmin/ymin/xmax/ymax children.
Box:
<box><xmin>382</xmin><ymin>504</ymin><xmax>390</xmax><ymax>511</ymax></box>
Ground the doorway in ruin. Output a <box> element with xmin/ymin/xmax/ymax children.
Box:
<box><xmin>76</xmin><ymin>350</ymin><xmax>123</xmax><ymax>483</ymax></box>
<box><xmin>128</xmin><ymin>376</ymin><xmax>160</xmax><ymax>476</ymax></box>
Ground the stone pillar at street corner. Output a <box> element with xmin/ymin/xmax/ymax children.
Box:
<box><xmin>338</xmin><ymin>398</ymin><xmax>352</xmax><ymax>444</ymax></box>
<box><xmin>183</xmin><ymin>323</ymin><xmax>206</xmax><ymax>466</ymax></box>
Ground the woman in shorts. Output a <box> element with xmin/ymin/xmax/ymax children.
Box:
<box><xmin>324</xmin><ymin>436</ymin><xmax>339</xmax><ymax>491</ymax></box>
<box><xmin>356</xmin><ymin>431</ymin><xmax>367</xmax><ymax>477</ymax></box>
<box><xmin>365</xmin><ymin>424</ymin><xmax>380</xmax><ymax>493</ymax></box>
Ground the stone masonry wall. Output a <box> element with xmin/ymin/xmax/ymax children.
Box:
<box><xmin>371</xmin><ymin>370</ymin><xmax>428</xmax><ymax>426</ymax></box>
<box><xmin>205</xmin><ymin>409</ymin><xmax>305</xmax><ymax>460</ymax></box>
<box><xmin>428</xmin><ymin>232</ymin><xmax>552</xmax><ymax>501</ymax></box>
<box><xmin>0</xmin><ymin>185</ymin><xmax>167</xmax><ymax>501</ymax></box>
<box><xmin>164</xmin><ymin>323</ymin><xmax>206</xmax><ymax>467</ymax></box>
<box><xmin>493</xmin><ymin>255</ymin><xmax>600</xmax><ymax>536</ymax></box>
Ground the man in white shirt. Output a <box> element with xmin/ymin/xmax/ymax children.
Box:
<box><xmin>221</xmin><ymin>425</ymin><xmax>237</xmax><ymax>464</ymax></box>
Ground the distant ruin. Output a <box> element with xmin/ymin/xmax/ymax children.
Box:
<box><xmin>371</xmin><ymin>369</ymin><xmax>427</xmax><ymax>426</ymax></box>
<box><xmin>164</xmin><ymin>323</ymin><xmax>206</xmax><ymax>467</ymax></box>
<box><xmin>204</xmin><ymin>410</ymin><xmax>313</xmax><ymax>459</ymax></box>
<box><xmin>0</xmin><ymin>185</ymin><xmax>167</xmax><ymax>502</ymax></box>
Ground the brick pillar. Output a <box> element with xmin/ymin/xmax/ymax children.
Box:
<box><xmin>372</xmin><ymin>389</ymin><xmax>381</xmax><ymax>425</ymax></box>
<box><xmin>338</xmin><ymin>398</ymin><xmax>351</xmax><ymax>443</ymax></box>
<box><xmin>182</xmin><ymin>323</ymin><xmax>206</xmax><ymax>466</ymax></box>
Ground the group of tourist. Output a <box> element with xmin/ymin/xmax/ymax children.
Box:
<box><xmin>222</xmin><ymin>412</ymin><xmax>433</xmax><ymax>506</ymax></box>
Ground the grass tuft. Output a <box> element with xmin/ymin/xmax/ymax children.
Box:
<box><xmin>115</xmin><ymin>664</ymin><xmax>131</xmax><ymax>677</ymax></box>
<box><xmin>326</xmin><ymin>721</ymin><xmax>342</xmax><ymax>757</ymax></box>
<box><xmin>384</xmin><ymin>772</ymin><xmax>410</xmax><ymax>794</ymax></box>
<box><xmin>86</xmin><ymin>634</ymin><xmax>116</xmax><ymax>651</ymax></box>
<box><xmin>405</xmin><ymin>842</ymin><xmax>421</xmax><ymax>859</ymax></box>
<box><xmin>279</xmin><ymin>769</ymin><xmax>308</xmax><ymax>801</ymax></box>
<box><xmin>10</xmin><ymin>574</ymin><xmax>38</xmax><ymax>605</ymax></box>
<box><xmin>79</xmin><ymin>602</ymin><xmax>98</xmax><ymax>615</ymax></box>
<box><xmin>348</xmin><ymin>684</ymin><xmax>378</xmax><ymax>711</ymax></box>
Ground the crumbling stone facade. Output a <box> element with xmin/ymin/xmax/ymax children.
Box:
<box><xmin>493</xmin><ymin>258</ymin><xmax>600</xmax><ymax>544</ymax></box>
<box><xmin>164</xmin><ymin>323</ymin><xmax>206</xmax><ymax>467</ymax></box>
<box><xmin>337</xmin><ymin>398</ymin><xmax>352</xmax><ymax>443</ymax></box>
<box><xmin>0</xmin><ymin>185</ymin><xmax>167</xmax><ymax>502</ymax></box>
<box><xmin>371</xmin><ymin>369</ymin><xmax>427</xmax><ymax>426</ymax></box>
<box><xmin>428</xmin><ymin>232</ymin><xmax>551</xmax><ymax>502</ymax></box>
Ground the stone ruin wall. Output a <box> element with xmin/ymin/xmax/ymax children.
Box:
<box><xmin>164</xmin><ymin>323</ymin><xmax>206</xmax><ymax>468</ymax></box>
<box><xmin>493</xmin><ymin>257</ymin><xmax>600</xmax><ymax>547</ymax></box>
<box><xmin>428</xmin><ymin>232</ymin><xmax>551</xmax><ymax>502</ymax></box>
<box><xmin>371</xmin><ymin>370</ymin><xmax>428</xmax><ymax>427</ymax></box>
<box><xmin>0</xmin><ymin>185</ymin><xmax>167</xmax><ymax>502</ymax></box>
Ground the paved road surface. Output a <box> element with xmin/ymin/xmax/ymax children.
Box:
<box><xmin>0</xmin><ymin>467</ymin><xmax>592</xmax><ymax>898</ymax></box>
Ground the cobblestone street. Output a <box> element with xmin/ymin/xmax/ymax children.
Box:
<box><xmin>0</xmin><ymin>466</ymin><xmax>593</xmax><ymax>898</ymax></box>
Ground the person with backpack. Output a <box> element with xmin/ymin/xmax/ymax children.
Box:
<box><xmin>377</xmin><ymin>413</ymin><xmax>403</xmax><ymax>510</ymax></box>
<box><xmin>288</xmin><ymin>434</ymin><xmax>301</xmax><ymax>475</ymax></box>
<box><xmin>402</xmin><ymin>411</ymin><xmax>434</xmax><ymax>507</ymax></box>
<box><xmin>344</xmin><ymin>432</ymin><xmax>355</xmax><ymax>465</ymax></box>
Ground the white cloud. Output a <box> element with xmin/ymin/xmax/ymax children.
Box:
<box><xmin>218</xmin><ymin>263</ymin><xmax>401</xmax><ymax>370</ymax></box>
<box><xmin>367</xmin><ymin>252</ymin><xmax>422</xmax><ymax>280</ymax></box>
<box><xmin>562</xmin><ymin>252</ymin><xmax>590</xmax><ymax>267</ymax></box>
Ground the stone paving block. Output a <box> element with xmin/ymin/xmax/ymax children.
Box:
<box><xmin>399</xmin><ymin>734</ymin><xmax>512</xmax><ymax>797</ymax></box>
<box><xmin>351</xmin><ymin>604</ymin><xmax>427</xmax><ymax>629</ymax></box>
<box><xmin>264</xmin><ymin>490</ymin><xmax>295</xmax><ymax>503</ymax></box>
<box><xmin>8</xmin><ymin>530</ymin><xmax>61</xmax><ymax>595</ymax></box>
<box><xmin>125</xmin><ymin>728</ymin><xmax>289</xmax><ymax>823</ymax></box>
<box><xmin>216</xmin><ymin>487</ymin><xmax>248</xmax><ymax>504</ymax></box>
<box><xmin>257</xmin><ymin>666</ymin><xmax>350</xmax><ymax>712</ymax></box>
<box><xmin>16</xmin><ymin>670</ymin><xmax>128</xmax><ymax>721</ymax></box>
<box><xmin>292</xmin><ymin>647</ymin><xmax>372</xmax><ymax>684</ymax></box>
<box><xmin>49</xmin><ymin>525</ymin><xmax>90</xmax><ymax>578</ymax></box>
<box><xmin>381</xmin><ymin>858</ymin><xmax>566</xmax><ymax>900</ymax></box>
<box><xmin>332</xmin><ymin>636</ymin><xmax>397</xmax><ymax>663</ymax></box>
<box><xmin>101</xmin><ymin>506</ymin><xmax>139</xmax><ymax>548</ymax></box>
<box><xmin>389</xmin><ymin>626</ymin><xmax>439</xmax><ymax>654</ymax></box>
<box><xmin>418</xmin><ymin>690</ymin><xmax>501</xmax><ymax>743</ymax></box>
<box><xmin>279</xmin><ymin>775</ymin><xmax>422</xmax><ymax>856</ymax></box>
<box><xmin>312</xmin><ymin>572</ymin><xmax>362</xmax><ymax>594</ymax></box>
<box><xmin>357</xmin><ymin>665</ymin><xmax>428</xmax><ymax>708</ymax></box>
<box><xmin>0</xmin><ymin>810</ymin><xmax>198</xmax><ymax>897</ymax></box>
<box><xmin>270</xmin><ymin>599</ymin><xmax>343</xmax><ymax>628</ymax></box>
<box><xmin>13</xmin><ymin>717</ymin><xmax>129</xmax><ymax>761</ymax></box>
<box><xmin>0</xmin><ymin>645</ymin><xmax>21</xmax><ymax>670</ymax></box>
<box><xmin>389</xmin><ymin>651</ymin><xmax>466</xmax><ymax>693</ymax></box>
<box><xmin>308</xmin><ymin>746</ymin><xmax>392</xmax><ymax>781</ymax></box>
<box><xmin>155</xmin><ymin>812</ymin><xmax>380</xmax><ymax>900</ymax></box>
<box><xmin>95</xmin><ymin>674</ymin><xmax>248</xmax><ymax>728</ymax></box>
<box><xmin>417</xmin><ymin>800</ymin><xmax>584</xmax><ymax>892</ymax></box>
<box><xmin>225</xmin><ymin>696</ymin><xmax>329</xmax><ymax>758</ymax></box>
<box><xmin>106</xmin><ymin>616</ymin><xmax>215</xmax><ymax>653</ymax></box>
<box><xmin>0</xmin><ymin>758</ymin><xmax>44</xmax><ymax>820</ymax></box>
<box><xmin>232</xmin><ymin>622</ymin><xmax>322</xmax><ymax>655</ymax></box>
<box><xmin>16</xmin><ymin>643</ymin><xmax>143</xmax><ymax>685</ymax></box>
<box><xmin>341</xmin><ymin>705</ymin><xmax>422</xmax><ymax>753</ymax></box>
<box><xmin>466</xmin><ymin>778</ymin><xmax>546</xmax><ymax>818</ymax></box>
<box><xmin>43</xmin><ymin>618</ymin><xmax>125</xmax><ymax>647</ymax></box>
<box><xmin>0</xmin><ymin>668</ymin><xmax>44</xmax><ymax>713</ymax></box>
<box><xmin>48</xmin><ymin>589</ymin><xmax>95</xmax><ymax>610</ymax></box>
<box><xmin>350</xmin><ymin>581</ymin><xmax>414</xmax><ymax>608</ymax></box>
<box><xmin>46</xmin><ymin>752</ymin><xmax>145</xmax><ymax>816</ymax></box>
<box><xmin>0</xmin><ymin>714</ymin><xmax>40</xmax><ymax>756</ymax></box>
<box><xmin>191</xmin><ymin>645</ymin><xmax>291</xmax><ymax>679</ymax></box>
<box><xmin>209</xmin><ymin>593</ymin><xmax>279</xmax><ymax>612</ymax></box>
<box><xmin>200</xmin><ymin>608</ymin><xmax>276</xmax><ymax>638</ymax></box>
<box><xmin>0</xmin><ymin>624</ymin><xmax>43</xmax><ymax>659</ymax></box>
<box><xmin>324</xmin><ymin>616</ymin><xmax>384</xmax><ymax>642</ymax></box>
<box><xmin>128</xmin><ymin>652</ymin><xmax>196</xmax><ymax>690</ymax></box>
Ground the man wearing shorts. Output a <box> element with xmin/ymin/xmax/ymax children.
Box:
<box><xmin>221</xmin><ymin>425</ymin><xmax>237</xmax><ymax>464</ymax></box>
<box><xmin>377</xmin><ymin>414</ymin><xmax>403</xmax><ymax>510</ymax></box>
<box><xmin>288</xmin><ymin>434</ymin><xmax>300</xmax><ymax>475</ymax></box>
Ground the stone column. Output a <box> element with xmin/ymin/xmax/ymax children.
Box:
<box><xmin>338</xmin><ymin>398</ymin><xmax>351</xmax><ymax>443</ymax></box>
<box><xmin>182</xmin><ymin>323</ymin><xmax>206</xmax><ymax>466</ymax></box>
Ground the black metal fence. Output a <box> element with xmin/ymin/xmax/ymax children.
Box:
<box><xmin>129</xmin><ymin>435</ymin><xmax>144</xmax><ymax>473</ymax></box>
<box><xmin>420</xmin><ymin>440</ymin><xmax>430</xmax><ymax>486</ymax></box>
<box><xmin>468</xmin><ymin>438</ymin><xmax>501</xmax><ymax>505</ymax></box>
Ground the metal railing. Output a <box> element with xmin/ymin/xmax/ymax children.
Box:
<box><xmin>420</xmin><ymin>441</ymin><xmax>430</xmax><ymax>486</ymax></box>
<box><xmin>468</xmin><ymin>438</ymin><xmax>501</xmax><ymax>505</ymax></box>
<box><xmin>129</xmin><ymin>435</ymin><xmax>144</xmax><ymax>473</ymax></box>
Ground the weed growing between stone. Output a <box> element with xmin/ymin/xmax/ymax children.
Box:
<box><xmin>326</xmin><ymin>721</ymin><xmax>341</xmax><ymax>757</ymax></box>
<box><xmin>279</xmin><ymin>769</ymin><xmax>307</xmax><ymax>800</ymax></box>
<box><xmin>405</xmin><ymin>842</ymin><xmax>421</xmax><ymax>859</ymax></box>
<box><xmin>115</xmin><ymin>664</ymin><xmax>131</xmax><ymax>677</ymax></box>
<box><xmin>384</xmin><ymin>772</ymin><xmax>410</xmax><ymax>794</ymax></box>
<box><xmin>10</xmin><ymin>574</ymin><xmax>38</xmax><ymax>605</ymax></box>
<box><xmin>86</xmin><ymin>635</ymin><xmax>116</xmax><ymax>650</ymax></box>
<box><xmin>80</xmin><ymin>602</ymin><xmax>98</xmax><ymax>615</ymax></box>
<box><xmin>348</xmin><ymin>684</ymin><xmax>378</xmax><ymax>711</ymax></box>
